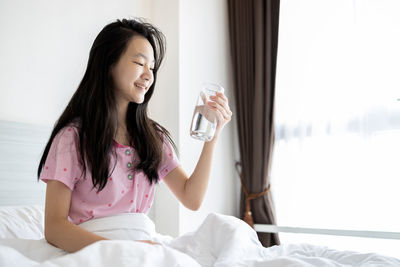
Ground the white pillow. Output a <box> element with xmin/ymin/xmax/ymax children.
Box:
<box><xmin>0</xmin><ymin>205</ymin><xmax>44</xmax><ymax>239</ymax></box>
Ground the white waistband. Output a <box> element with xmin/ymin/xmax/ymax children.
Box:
<box><xmin>78</xmin><ymin>213</ymin><xmax>156</xmax><ymax>236</ymax></box>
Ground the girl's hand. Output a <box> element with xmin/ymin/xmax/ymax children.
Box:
<box><xmin>207</xmin><ymin>91</ymin><xmax>232</xmax><ymax>140</ymax></box>
<box><xmin>136</xmin><ymin>240</ymin><xmax>161</xmax><ymax>245</ymax></box>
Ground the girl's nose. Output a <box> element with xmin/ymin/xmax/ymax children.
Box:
<box><xmin>142</xmin><ymin>67</ymin><xmax>152</xmax><ymax>80</ymax></box>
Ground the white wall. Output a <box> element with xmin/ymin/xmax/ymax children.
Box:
<box><xmin>0</xmin><ymin>0</ymin><xmax>240</xmax><ymax>237</ymax></box>
<box><xmin>177</xmin><ymin>0</ymin><xmax>239</xmax><ymax>235</ymax></box>
<box><xmin>148</xmin><ymin>0</ymin><xmax>240</xmax><ymax>236</ymax></box>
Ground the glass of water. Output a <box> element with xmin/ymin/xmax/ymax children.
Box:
<box><xmin>190</xmin><ymin>83</ymin><xmax>225</xmax><ymax>142</ymax></box>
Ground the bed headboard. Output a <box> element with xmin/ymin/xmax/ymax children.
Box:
<box><xmin>0</xmin><ymin>120</ymin><xmax>52</xmax><ymax>206</ymax></box>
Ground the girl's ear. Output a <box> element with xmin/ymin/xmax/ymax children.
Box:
<box><xmin>109</xmin><ymin>64</ymin><xmax>117</xmax><ymax>86</ymax></box>
<box><xmin>109</xmin><ymin>64</ymin><xmax>115</xmax><ymax>77</ymax></box>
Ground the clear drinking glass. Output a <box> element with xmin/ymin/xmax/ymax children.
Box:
<box><xmin>190</xmin><ymin>83</ymin><xmax>225</xmax><ymax>142</ymax></box>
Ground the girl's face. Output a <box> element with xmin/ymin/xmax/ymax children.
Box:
<box><xmin>111</xmin><ymin>35</ymin><xmax>155</xmax><ymax>105</ymax></box>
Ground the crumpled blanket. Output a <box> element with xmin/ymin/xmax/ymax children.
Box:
<box><xmin>0</xmin><ymin>212</ymin><xmax>399</xmax><ymax>267</ymax></box>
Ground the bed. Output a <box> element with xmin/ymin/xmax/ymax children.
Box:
<box><xmin>1</xmin><ymin>119</ymin><xmax>400</xmax><ymax>267</ymax></box>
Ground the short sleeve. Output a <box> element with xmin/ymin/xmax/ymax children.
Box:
<box><xmin>39</xmin><ymin>126</ymin><xmax>83</xmax><ymax>191</ymax></box>
<box><xmin>158</xmin><ymin>136</ymin><xmax>180</xmax><ymax>181</ymax></box>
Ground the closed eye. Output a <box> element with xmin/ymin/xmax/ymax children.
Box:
<box><xmin>134</xmin><ymin>62</ymin><xmax>154</xmax><ymax>71</ymax></box>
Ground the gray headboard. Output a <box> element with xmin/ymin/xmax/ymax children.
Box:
<box><xmin>0</xmin><ymin>120</ymin><xmax>51</xmax><ymax>206</ymax></box>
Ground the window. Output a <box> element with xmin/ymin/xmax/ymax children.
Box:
<box><xmin>271</xmin><ymin>0</ymin><xmax>400</xmax><ymax>258</ymax></box>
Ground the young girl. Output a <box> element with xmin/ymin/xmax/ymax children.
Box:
<box><xmin>37</xmin><ymin>18</ymin><xmax>232</xmax><ymax>253</ymax></box>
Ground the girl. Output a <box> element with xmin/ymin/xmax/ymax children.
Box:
<box><xmin>37</xmin><ymin>18</ymin><xmax>232</xmax><ymax>253</ymax></box>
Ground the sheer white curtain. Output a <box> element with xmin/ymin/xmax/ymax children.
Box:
<box><xmin>271</xmin><ymin>0</ymin><xmax>400</xmax><ymax>258</ymax></box>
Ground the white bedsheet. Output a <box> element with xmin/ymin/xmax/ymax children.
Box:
<box><xmin>0</xmin><ymin>212</ymin><xmax>399</xmax><ymax>267</ymax></box>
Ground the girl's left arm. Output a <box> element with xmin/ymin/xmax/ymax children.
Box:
<box><xmin>163</xmin><ymin>91</ymin><xmax>232</xmax><ymax>210</ymax></box>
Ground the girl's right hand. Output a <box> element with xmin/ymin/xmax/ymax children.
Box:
<box><xmin>135</xmin><ymin>240</ymin><xmax>161</xmax><ymax>245</ymax></box>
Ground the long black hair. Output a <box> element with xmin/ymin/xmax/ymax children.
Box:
<box><xmin>37</xmin><ymin>18</ymin><xmax>178</xmax><ymax>190</ymax></box>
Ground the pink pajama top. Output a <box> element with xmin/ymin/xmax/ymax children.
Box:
<box><xmin>40</xmin><ymin>124</ymin><xmax>180</xmax><ymax>225</ymax></box>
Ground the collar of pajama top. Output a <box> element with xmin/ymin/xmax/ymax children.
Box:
<box><xmin>40</xmin><ymin>125</ymin><xmax>180</xmax><ymax>225</ymax></box>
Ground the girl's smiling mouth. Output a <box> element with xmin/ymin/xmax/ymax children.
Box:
<box><xmin>134</xmin><ymin>82</ymin><xmax>147</xmax><ymax>91</ymax></box>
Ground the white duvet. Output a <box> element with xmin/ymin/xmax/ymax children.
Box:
<box><xmin>0</xmin><ymin>212</ymin><xmax>399</xmax><ymax>267</ymax></box>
